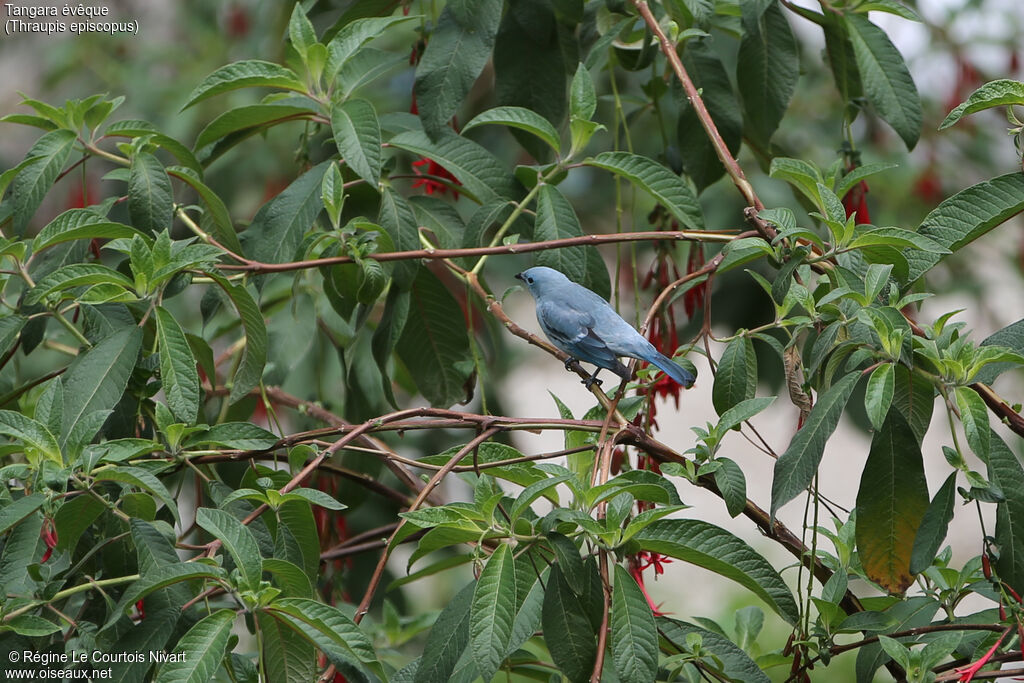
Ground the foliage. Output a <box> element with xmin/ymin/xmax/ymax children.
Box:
<box><xmin>2</xmin><ymin>1</ymin><xmax>1024</xmax><ymax>681</ymax></box>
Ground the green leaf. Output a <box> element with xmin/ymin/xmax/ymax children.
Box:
<box><xmin>954</xmin><ymin>386</ymin><xmax>990</xmax><ymax>461</ymax></box>
<box><xmin>845</xmin><ymin>14</ymin><xmax>921</xmax><ymax>150</ymax></box>
<box><xmin>195</xmin><ymin>507</ymin><xmax>263</xmax><ymax>591</ymax></box>
<box><xmin>835</xmin><ymin>162</ymin><xmax>899</xmax><ymax>202</ymax></box>
<box><xmin>183</xmin><ymin>422</ymin><xmax>276</xmax><ymax>450</ymax></box>
<box><xmin>413</xmin><ymin>0</ymin><xmax>502</xmax><ymax>137</ymax></box>
<box><xmin>194</xmin><ymin>103</ymin><xmax>316</xmax><ymax>151</ymax></box>
<box><xmin>262</xmin><ymin>558</ymin><xmax>314</xmax><ymax>598</ymax></box>
<box><xmin>509</xmin><ymin>474</ymin><xmax>573</xmax><ymax>522</ymax></box>
<box><xmin>634</xmin><ymin>519</ymin><xmax>799</xmax><ymax>624</ymax></box>
<box><xmin>389</xmin><ymin>129</ymin><xmax>521</xmax><ymax>202</ymax></box>
<box><xmin>103</xmin><ymin>119</ymin><xmax>202</xmax><ymax>174</ymax></box>
<box><xmin>11</xmin><ymin>129</ymin><xmax>76</xmax><ymax>235</ymax></box>
<box><xmin>864</xmin><ymin>363</ymin><xmax>895</xmax><ymax>431</ymax></box>
<box><xmin>547</xmin><ymin>532</ymin><xmax>586</xmax><ymax>595</ymax></box>
<box><xmin>717</xmin><ymin>396</ymin><xmax>776</xmax><ymax>433</ymax></box>
<box><xmin>542</xmin><ymin>565</ymin><xmax>597</xmax><ymax>683</ymax></box>
<box><xmin>713</xmin><ymin>336</ymin><xmax>757</xmax><ymax>415</ymax></box>
<box><xmin>288</xmin><ymin>3</ymin><xmax>317</xmax><ymax>61</ymax></box>
<box><xmin>988</xmin><ymin>431</ymin><xmax>1024</xmax><ymax>598</ymax></box>
<box><xmin>848</xmin><ymin>227</ymin><xmax>951</xmax><ymax>254</ymax></box>
<box><xmin>570</xmin><ymin>63</ymin><xmax>597</xmax><ymax>122</ymax></box>
<box><xmin>769</xmin><ymin>157</ymin><xmax>822</xmax><ymax>206</ymax></box>
<box><xmin>155</xmin><ymin>307</ymin><xmax>200</xmax><ymax>423</ymax></box>
<box><xmin>855</xmin><ymin>596</ymin><xmax>940</xmax><ymax>681</ymax></box>
<box><xmin>533</xmin><ymin>185</ymin><xmax>608</xmax><ymax>296</ymax></box>
<box><xmin>331</xmin><ymin>98</ymin><xmax>382</xmax><ymax>187</ymax></box>
<box><xmin>165</xmin><ymin>166</ymin><xmax>243</xmax><ymax>255</ymax></box>
<box><xmin>891</xmin><ymin>365</ymin><xmax>934</xmax><ymax>445</ymax></box>
<box><xmin>256</xmin><ymin>611</ymin><xmax>317</xmax><ymax>682</ymax></box>
<box><xmin>0</xmin><ymin>155</ymin><xmax>47</xmax><ymax>206</ymax></box>
<box><xmin>737</xmin><ymin>2</ymin><xmax>799</xmax><ymax>145</ymax></box>
<box><xmin>909</xmin><ymin>472</ymin><xmax>956</xmax><ymax>574</ymax></box>
<box><xmin>586</xmin><ymin>151</ymin><xmax>703</xmax><ymax>230</ymax></box>
<box><xmin>907</xmin><ymin>172</ymin><xmax>1024</xmax><ymax>283</ymax></box>
<box><xmin>205</xmin><ymin>273</ymin><xmax>266</xmax><ymax>404</ymax></box>
<box><xmin>324</xmin><ymin>15</ymin><xmax>418</xmax><ymax>83</ymax></box>
<box><xmin>470</xmin><ymin>544</ymin><xmax>517</xmax><ymax>681</ymax></box>
<box><xmin>60</xmin><ymin>327</ymin><xmax>142</xmax><ymax>446</ymax></box>
<box><xmin>33</xmin><ymin>209</ymin><xmax>143</xmax><ymax>253</ymax></box>
<box><xmin>283</xmin><ymin>488</ymin><xmax>346</xmax><ymax>511</ymax></box>
<box><xmin>856</xmin><ymin>410</ymin><xmax>929</xmax><ymax>593</ymax></box>
<box><xmin>7</xmin><ymin>615</ymin><xmax>61</xmax><ymax>637</ymax></box>
<box><xmin>658</xmin><ymin>618</ymin><xmax>771</xmax><ymax>683</ymax></box>
<box><xmin>0</xmin><ymin>493</ymin><xmax>46</xmax><ymax>535</ymax></box>
<box><xmin>771</xmin><ymin>372</ymin><xmax>860</xmax><ymax>517</ymax></box>
<box><xmin>377</xmin><ymin>187</ymin><xmax>421</xmax><ymax>289</ymax></box>
<box><xmin>243</xmin><ymin>160</ymin><xmax>330</xmax><ymax>264</ymax></box>
<box><xmin>183</xmin><ymin>60</ymin><xmax>305</xmax><ymax>109</ymax></box>
<box><xmin>974</xmin><ymin>318</ymin><xmax>1024</xmax><ymax>385</ymax></box>
<box><xmin>717</xmin><ymin>236</ymin><xmax>773</xmax><ymax>273</ymax></box>
<box><xmin>713</xmin><ymin>457</ymin><xmax>748</xmax><ymax>518</ymax></box>
<box><xmin>415</xmin><ymin>581</ymin><xmax>474</xmax><ymax>683</ymax></box>
<box><xmin>26</xmin><ymin>263</ymin><xmax>135</xmax><ymax>305</ymax></box>
<box><xmin>493</xmin><ymin>0</ymin><xmax>568</xmax><ymax>161</ymax></box>
<box><xmin>95</xmin><ymin>466</ymin><xmax>179</xmax><ymax>523</ymax></box>
<box><xmin>940</xmin><ymin>79</ymin><xmax>1024</xmax><ymax>130</ymax></box>
<box><xmin>610</xmin><ymin>565</ymin><xmax>658</xmax><ymax>683</ymax></box>
<box><xmin>265</xmin><ymin>598</ymin><xmax>378</xmax><ymax>679</ymax></box>
<box><xmin>0</xmin><ymin>412</ymin><xmax>61</xmax><ymax>464</ymax></box>
<box><xmin>463</xmin><ymin>106</ymin><xmax>562</xmax><ymax>155</ymax></box>
<box><xmin>129</xmin><ymin>152</ymin><xmax>174</xmax><ymax>235</ymax></box>
<box><xmin>395</xmin><ymin>269</ymin><xmax>472</xmax><ymax>408</ymax></box>
<box><xmin>110</xmin><ymin>563</ymin><xmax>229</xmax><ymax>624</ymax></box>
<box><xmin>336</xmin><ymin>48</ymin><xmax>407</xmax><ymax>98</ymax></box>
<box><xmin>0</xmin><ymin>316</ymin><xmax>24</xmax><ymax>363</ymax></box>
<box><xmin>154</xmin><ymin>609</ymin><xmax>235</xmax><ymax>683</ymax></box>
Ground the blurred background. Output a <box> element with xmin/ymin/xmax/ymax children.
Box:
<box><xmin>3</xmin><ymin>1</ymin><xmax>1024</xmax><ymax>678</ymax></box>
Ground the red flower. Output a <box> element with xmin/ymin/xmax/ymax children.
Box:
<box><xmin>411</xmin><ymin>158</ymin><xmax>461</xmax><ymax>199</ymax></box>
<box><xmin>841</xmin><ymin>180</ymin><xmax>870</xmax><ymax>224</ymax></box>
<box><xmin>40</xmin><ymin>518</ymin><xmax>58</xmax><ymax>563</ymax></box>
<box><xmin>913</xmin><ymin>168</ymin><xmax>943</xmax><ymax>204</ymax></box>
<box><xmin>629</xmin><ymin>552</ymin><xmax>672</xmax><ymax>616</ymax></box>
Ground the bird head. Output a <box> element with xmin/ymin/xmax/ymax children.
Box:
<box><xmin>515</xmin><ymin>266</ymin><xmax>569</xmax><ymax>297</ymax></box>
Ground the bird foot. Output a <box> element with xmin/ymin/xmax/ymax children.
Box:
<box><xmin>582</xmin><ymin>376</ymin><xmax>603</xmax><ymax>389</ymax></box>
<box><xmin>563</xmin><ymin>357</ymin><xmax>578</xmax><ymax>371</ymax></box>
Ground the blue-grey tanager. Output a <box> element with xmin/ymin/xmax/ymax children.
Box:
<box><xmin>516</xmin><ymin>266</ymin><xmax>696</xmax><ymax>389</ymax></box>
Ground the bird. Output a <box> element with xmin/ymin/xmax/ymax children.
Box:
<box><xmin>515</xmin><ymin>266</ymin><xmax>696</xmax><ymax>390</ymax></box>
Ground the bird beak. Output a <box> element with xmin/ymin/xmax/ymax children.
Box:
<box><xmin>514</xmin><ymin>272</ymin><xmax>524</xmax><ymax>281</ymax></box>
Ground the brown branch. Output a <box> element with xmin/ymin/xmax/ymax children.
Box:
<box><xmin>632</xmin><ymin>0</ymin><xmax>762</xmax><ymax>212</ymax></box>
<box><xmin>353</xmin><ymin>426</ymin><xmax>502</xmax><ymax>623</ymax></box>
<box><xmin>218</xmin><ymin>230</ymin><xmax>737</xmax><ymax>274</ymax></box>
<box><xmin>972</xmin><ymin>381</ymin><xmax>1024</xmax><ymax>438</ymax></box>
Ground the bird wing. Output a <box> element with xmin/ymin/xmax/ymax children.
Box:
<box><xmin>537</xmin><ymin>298</ymin><xmax>622</xmax><ymax>370</ymax></box>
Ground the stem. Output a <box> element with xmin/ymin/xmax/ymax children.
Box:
<box><xmin>2</xmin><ymin>574</ymin><xmax>140</xmax><ymax>621</ymax></box>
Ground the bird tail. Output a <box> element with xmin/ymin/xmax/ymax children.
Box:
<box><xmin>645</xmin><ymin>351</ymin><xmax>696</xmax><ymax>388</ymax></box>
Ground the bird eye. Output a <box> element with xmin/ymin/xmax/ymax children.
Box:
<box><xmin>527</xmin><ymin>277</ymin><xmax>533</xmax><ymax>283</ymax></box>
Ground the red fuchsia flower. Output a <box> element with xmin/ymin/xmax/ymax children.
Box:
<box><xmin>224</xmin><ymin>3</ymin><xmax>250</xmax><ymax>39</ymax></box>
<box><xmin>841</xmin><ymin>179</ymin><xmax>870</xmax><ymax>224</ymax></box>
<box><xmin>40</xmin><ymin>518</ymin><xmax>57</xmax><ymax>563</ymax></box>
<box><xmin>629</xmin><ymin>552</ymin><xmax>672</xmax><ymax>616</ymax></box>
<box><xmin>410</xmin><ymin>157</ymin><xmax>461</xmax><ymax>199</ymax></box>
<box><xmin>134</xmin><ymin>600</ymin><xmax>146</xmax><ymax>621</ymax></box>
<box><xmin>913</xmin><ymin>167</ymin><xmax>943</xmax><ymax>204</ymax></box>
<box><xmin>682</xmin><ymin>245</ymin><xmax>706</xmax><ymax>319</ymax></box>
<box><xmin>954</xmin><ymin>628</ymin><xmax>1009</xmax><ymax>682</ymax></box>
<box><xmin>639</xmin><ymin>224</ymin><xmax>688</xmax><ymax>428</ymax></box>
